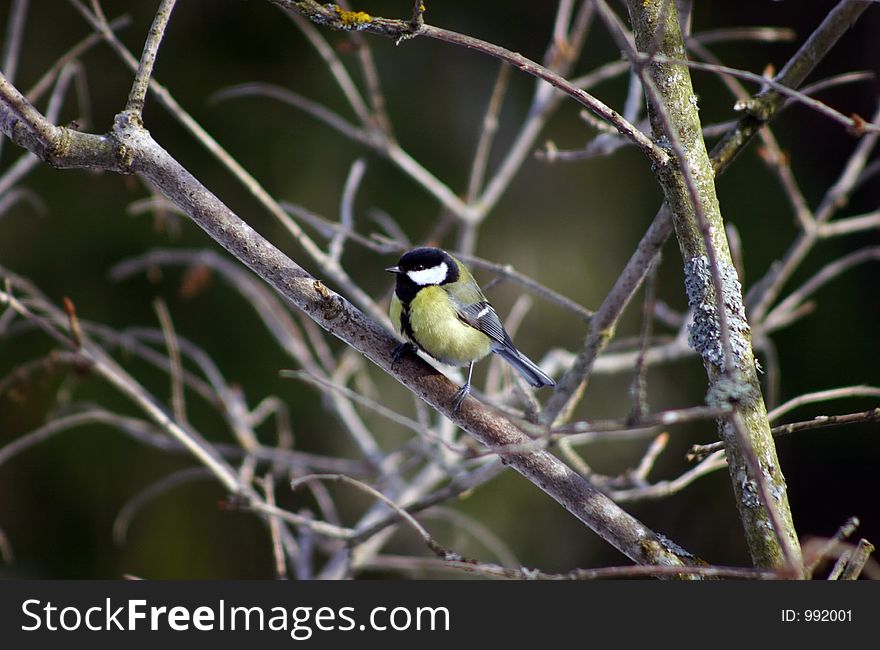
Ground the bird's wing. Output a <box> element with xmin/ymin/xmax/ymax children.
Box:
<box><xmin>455</xmin><ymin>300</ymin><xmax>513</xmax><ymax>350</ymax></box>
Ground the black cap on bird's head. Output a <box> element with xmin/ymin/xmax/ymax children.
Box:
<box><xmin>386</xmin><ymin>247</ymin><xmax>460</xmax><ymax>287</ymax></box>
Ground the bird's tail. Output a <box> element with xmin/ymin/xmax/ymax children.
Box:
<box><xmin>494</xmin><ymin>346</ymin><xmax>555</xmax><ymax>388</ymax></box>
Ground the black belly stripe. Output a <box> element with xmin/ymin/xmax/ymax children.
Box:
<box><xmin>399</xmin><ymin>303</ymin><xmax>428</xmax><ymax>354</ymax></box>
<box><xmin>400</xmin><ymin>304</ymin><xmax>415</xmax><ymax>341</ymax></box>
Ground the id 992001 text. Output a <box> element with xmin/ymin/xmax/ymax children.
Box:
<box><xmin>781</xmin><ymin>609</ymin><xmax>853</xmax><ymax>623</ymax></box>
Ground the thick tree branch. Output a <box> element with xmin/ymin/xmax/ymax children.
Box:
<box><xmin>624</xmin><ymin>0</ymin><xmax>801</xmax><ymax>572</ymax></box>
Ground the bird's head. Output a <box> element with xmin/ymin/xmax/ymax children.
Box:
<box><xmin>386</xmin><ymin>247</ymin><xmax>460</xmax><ymax>286</ymax></box>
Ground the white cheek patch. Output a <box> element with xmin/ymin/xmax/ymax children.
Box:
<box><xmin>407</xmin><ymin>262</ymin><xmax>448</xmax><ymax>286</ymax></box>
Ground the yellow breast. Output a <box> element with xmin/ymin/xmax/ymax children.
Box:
<box><xmin>394</xmin><ymin>286</ymin><xmax>492</xmax><ymax>366</ymax></box>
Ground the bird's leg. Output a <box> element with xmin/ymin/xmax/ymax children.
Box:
<box><xmin>451</xmin><ymin>361</ymin><xmax>475</xmax><ymax>412</ymax></box>
<box><xmin>391</xmin><ymin>341</ymin><xmax>416</xmax><ymax>369</ymax></box>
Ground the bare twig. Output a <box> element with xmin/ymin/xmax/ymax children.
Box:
<box><xmin>336</xmin><ymin>0</ymin><xmax>392</xmax><ymax>137</ymax></box>
<box><xmin>457</xmin><ymin>62</ymin><xmax>511</xmax><ymax>254</ymax></box>
<box><xmin>632</xmin><ymin>432</ymin><xmax>669</xmax><ymax>484</ymax></box>
<box><xmin>329</xmin><ymin>158</ymin><xmax>367</xmax><ymax>265</ymax></box>
<box><xmin>804</xmin><ymin>516</ymin><xmax>859</xmax><ymax>577</ymax></box>
<box><xmin>350</xmin><ymin>459</ymin><xmax>505</xmax><ymax>544</ymax></box>
<box><xmin>280</xmin><ymin>369</ymin><xmax>469</xmax><ymax>455</ymax></box>
<box><xmin>26</xmin><ymin>15</ymin><xmax>131</xmax><ymax>103</ymax></box>
<box><xmin>113</xmin><ymin>467</ymin><xmax>211</xmax><ymax>545</ymax></box>
<box><xmin>629</xmin><ymin>260</ymin><xmax>658</xmax><ymax>422</ymax></box>
<box><xmin>771</xmin><ymin>409</ymin><xmax>880</xmax><ymax>437</ymax></box>
<box><xmin>691</xmin><ymin>407</ymin><xmax>880</xmax><ymax>465</ymax></box>
<box><xmin>768</xmin><ymin>385</ymin><xmax>880</xmax><ymax>421</ymax></box>
<box><xmin>0</xmin><ymin>285</ymin><xmax>245</xmax><ymax>493</ymax></box>
<box><xmin>291</xmin><ymin>473</ymin><xmax>452</xmax><ymax>558</ymax></box>
<box><xmin>763</xmin><ymin>247</ymin><xmax>880</xmax><ymax>332</ymax></box>
<box><xmin>839</xmin><ymin>539</ymin><xmax>876</xmax><ymax>580</ymax></box>
<box><xmin>819</xmin><ymin>211</ymin><xmax>880</xmax><ymax>237</ymax></box>
<box><xmin>125</xmin><ymin>0</ymin><xmax>177</xmax><ymax>117</ymax></box>
<box><xmin>258</xmin><ymin>473</ymin><xmax>292</xmax><ymax>579</ymax></box>
<box><xmin>688</xmin><ymin>27</ymin><xmax>795</xmax><ymax>47</ymax></box>
<box><xmin>283</xmin><ymin>9</ymin><xmax>372</xmax><ymax>129</ymax></box>
<box><xmin>0</xmin><ymin>0</ymin><xmax>28</xmax><ymax>87</ymax></box>
<box><xmin>554</xmin><ymin>404</ymin><xmax>729</xmax><ymax>436</ymax></box>
<box><xmin>610</xmin><ymin>450</ymin><xmax>727</xmax><ymax>503</ymax></box>
<box><xmin>541</xmin><ymin>206</ymin><xmax>675</xmax><ymax>424</ymax></box>
<box><xmin>152</xmin><ymin>298</ymin><xmax>188</xmax><ymax>426</ymax></box>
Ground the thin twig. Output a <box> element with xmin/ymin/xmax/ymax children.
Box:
<box><xmin>610</xmin><ymin>450</ymin><xmax>727</xmax><ymax>503</ymax></box>
<box><xmin>0</xmin><ymin>188</ymin><xmax>45</xmax><ymax>219</ymax></box>
<box><xmin>291</xmin><ymin>473</ymin><xmax>453</xmax><ymax>558</ymax></box>
<box><xmin>424</xmin><ymin>507</ymin><xmax>520</xmax><ymax>569</ymax></box>
<box><xmin>771</xmin><ymin>409</ymin><xmax>880</xmax><ymax>437</ymax></box>
<box><xmin>457</xmin><ymin>62</ymin><xmax>511</xmax><ymax>254</ymax></box>
<box><xmin>839</xmin><ymin>539</ymin><xmax>876</xmax><ymax>580</ymax></box>
<box><xmin>819</xmin><ymin>211</ymin><xmax>880</xmax><ymax>238</ymax></box>
<box><xmin>280</xmin><ymin>369</ymin><xmax>469</xmax><ymax>455</ymax></box>
<box><xmin>350</xmin><ymin>460</ymin><xmax>505</xmax><ymax>544</ymax></box>
<box><xmin>329</xmin><ymin>158</ymin><xmax>366</xmax><ymax>265</ymax></box>
<box><xmin>768</xmin><ymin>385</ymin><xmax>880</xmax><ymax>421</ymax></box>
<box><xmin>258</xmin><ymin>473</ymin><xmax>292</xmax><ymax>579</ymax></box>
<box><xmin>690</xmin><ymin>407</ymin><xmax>880</xmax><ymax>461</ymax></box>
<box><xmin>113</xmin><ymin>467</ymin><xmax>211</xmax><ymax>545</ymax></box>
<box><xmin>283</xmin><ymin>9</ymin><xmax>372</xmax><ymax>129</ymax></box>
<box><xmin>152</xmin><ymin>298</ymin><xmax>188</xmax><ymax>427</ymax></box>
<box><xmin>125</xmin><ymin>0</ymin><xmax>177</xmax><ymax>117</ymax></box>
<box><xmin>632</xmin><ymin>432</ymin><xmax>669</xmax><ymax>484</ymax></box>
<box><xmin>688</xmin><ymin>27</ymin><xmax>795</xmax><ymax>46</ymax></box>
<box><xmin>0</xmin><ymin>61</ymin><xmax>85</xmax><ymax>197</ymax></box>
<box><xmin>26</xmin><ymin>15</ymin><xmax>131</xmax><ymax>103</ymax></box>
<box><xmin>763</xmin><ymin>247</ymin><xmax>880</xmax><ymax>333</ymax></box>
<box><xmin>0</xmin><ymin>0</ymin><xmax>28</xmax><ymax>87</ymax></box>
<box><xmin>628</xmin><ymin>259</ymin><xmax>658</xmax><ymax>422</ymax></box>
<box><xmin>247</xmin><ymin>500</ymin><xmax>354</xmax><ymax>540</ymax></box>
<box><xmin>804</xmin><ymin>516</ymin><xmax>859</xmax><ymax>577</ymax></box>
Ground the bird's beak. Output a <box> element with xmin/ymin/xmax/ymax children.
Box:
<box><xmin>385</xmin><ymin>266</ymin><xmax>401</xmax><ymax>274</ymax></box>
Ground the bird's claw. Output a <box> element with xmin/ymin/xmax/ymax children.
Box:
<box><xmin>391</xmin><ymin>341</ymin><xmax>415</xmax><ymax>369</ymax></box>
<box><xmin>451</xmin><ymin>384</ymin><xmax>470</xmax><ymax>412</ymax></box>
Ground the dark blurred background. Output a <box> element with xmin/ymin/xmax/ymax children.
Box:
<box><xmin>0</xmin><ymin>1</ymin><xmax>878</xmax><ymax>578</ymax></box>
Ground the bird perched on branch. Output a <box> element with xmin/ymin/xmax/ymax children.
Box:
<box><xmin>387</xmin><ymin>247</ymin><xmax>555</xmax><ymax>411</ymax></box>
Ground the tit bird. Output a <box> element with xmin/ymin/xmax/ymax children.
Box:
<box><xmin>387</xmin><ymin>247</ymin><xmax>555</xmax><ymax>411</ymax></box>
